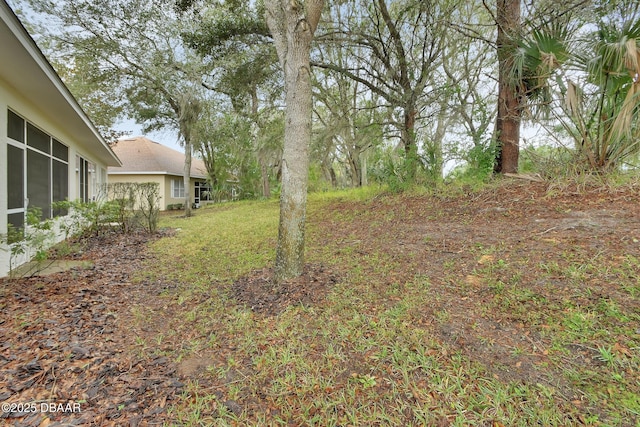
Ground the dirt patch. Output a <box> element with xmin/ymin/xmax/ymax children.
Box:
<box><xmin>306</xmin><ymin>180</ymin><xmax>640</xmax><ymax>400</ymax></box>
<box><xmin>177</xmin><ymin>354</ymin><xmax>215</xmax><ymax>377</ymax></box>
<box><xmin>232</xmin><ymin>264</ymin><xmax>339</xmax><ymax>316</ymax></box>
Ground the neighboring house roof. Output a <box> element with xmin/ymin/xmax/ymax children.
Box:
<box><xmin>108</xmin><ymin>136</ymin><xmax>208</xmax><ymax>179</ymax></box>
<box><xmin>0</xmin><ymin>1</ymin><xmax>121</xmax><ymax>167</ymax></box>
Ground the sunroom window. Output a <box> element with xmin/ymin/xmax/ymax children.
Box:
<box><xmin>5</xmin><ymin>109</ymin><xmax>69</xmax><ymax>223</ymax></box>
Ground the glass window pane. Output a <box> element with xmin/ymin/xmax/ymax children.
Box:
<box><xmin>172</xmin><ymin>179</ymin><xmax>185</xmax><ymax>198</ymax></box>
<box><xmin>27</xmin><ymin>123</ymin><xmax>50</xmax><ymax>153</ymax></box>
<box><xmin>7</xmin><ymin>110</ymin><xmax>24</xmax><ymax>143</ymax></box>
<box><xmin>79</xmin><ymin>157</ymin><xmax>88</xmax><ymax>202</ymax></box>
<box><xmin>52</xmin><ymin>139</ymin><xmax>68</xmax><ymax>162</ymax></box>
<box><xmin>27</xmin><ymin>150</ymin><xmax>51</xmax><ymax>219</ymax></box>
<box><xmin>7</xmin><ymin>145</ymin><xmax>24</xmax><ymax>209</ymax></box>
<box><xmin>52</xmin><ymin>160</ymin><xmax>68</xmax><ymax>216</ymax></box>
<box><xmin>7</xmin><ymin>213</ymin><xmax>25</xmax><ymax>244</ymax></box>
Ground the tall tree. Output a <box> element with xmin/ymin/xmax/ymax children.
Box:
<box><xmin>491</xmin><ymin>0</ymin><xmax>585</xmax><ymax>174</ymax></box>
<box><xmin>217</xmin><ymin>49</ymin><xmax>283</xmax><ymax>198</ymax></box>
<box><xmin>20</xmin><ymin>0</ymin><xmax>207</xmax><ymax>215</ymax></box>
<box><xmin>313</xmin><ymin>41</ymin><xmax>383</xmax><ymax>188</ymax></box>
<box><xmin>493</xmin><ymin>0</ymin><xmax>522</xmax><ymax>174</ymax></box>
<box><xmin>264</xmin><ymin>0</ymin><xmax>324</xmax><ymax>282</ymax></box>
<box><xmin>315</xmin><ymin>0</ymin><xmax>457</xmax><ymax>180</ymax></box>
<box><xmin>443</xmin><ymin>0</ymin><xmax>497</xmax><ymax>176</ymax></box>
<box><xmin>7</xmin><ymin>2</ymin><xmax>125</xmax><ymax>141</ymax></box>
<box><xmin>183</xmin><ymin>0</ymin><xmax>283</xmax><ymax>198</ymax></box>
<box><xmin>193</xmin><ymin>102</ymin><xmax>282</xmax><ymax>200</ymax></box>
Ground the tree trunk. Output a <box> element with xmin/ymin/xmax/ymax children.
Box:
<box><xmin>183</xmin><ymin>139</ymin><xmax>192</xmax><ymax>217</ymax></box>
<box><xmin>266</xmin><ymin>0</ymin><xmax>324</xmax><ymax>282</ymax></box>
<box><xmin>348</xmin><ymin>150</ymin><xmax>360</xmax><ymax>187</ymax></box>
<box><xmin>429</xmin><ymin>103</ymin><xmax>449</xmax><ymax>182</ymax></box>
<box><xmin>176</xmin><ymin>94</ymin><xmax>200</xmax><ymax>217</ymax></box>
<box><xmin>203</xmin><ymin>143</ymin><xmax>218</xmax><ymax>187</ymax></box>
<box><xmin>494</xmin><ymin>0</ymin><xmax>521</xmax><ymax>174</ymax></box>
<box><xmin>260</xmin><ymin>160</ymin><xmax>271</xmax><ymax>198</ymax></box>
<box><xmin>402</xmin><ymin>107</ymin><xmax>419</xmax><ymax>179</ymax></box>
<box><xmin>330</xmin><ymin>165</ymin><xmax>338</xmax><ymax>187</ymax></box>
<box><xmin>360</xmin><ymin>151</ymin><xmax>368</xmax><ymax>186</ymax></box>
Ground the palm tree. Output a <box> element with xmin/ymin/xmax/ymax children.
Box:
<box><xmin>560</xmin><ymin>2</ymin><xmax>640</xmax><ymax>171</ymax></box>
<box><xmin>494</xmin><ymin>1</ymin><xmax>575</xmax><ymax>174</ymax></box>
<box><xmin>515</xmin><ymin>24</ymin><xmax>571</xmax><ymax>118</ymax></box>
<box><xmin>494</xmin><ymin>0</ymin><xmax>522</xmax><ymax>174</ymax></box>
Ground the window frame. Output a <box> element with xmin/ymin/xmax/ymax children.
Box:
<box><xmin>171</xmin><ymin>178</ymin><xmax>185</xmax><ymax>199</ymax></box>
<box><xmin>6</xmin><ymin>109</ymin><xmax>70</xmax><ymax>222</ymax></box>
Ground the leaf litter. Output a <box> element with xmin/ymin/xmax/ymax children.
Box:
<box><xmin>0</xmin><ymin>232</ymin><xmax>183</xmax><ymax>427</ymax></box>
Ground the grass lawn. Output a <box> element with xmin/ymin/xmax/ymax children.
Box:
<box><xmin>130</xmin><ymin>181</ymin><xmax>640</xmax><ymax>426</ymax></box>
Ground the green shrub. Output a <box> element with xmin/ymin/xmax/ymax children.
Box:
<box><xmin>0</xmin><ymin>207</ymin><xmax>54</xmax><ymax>277</ymax></box>
<box><xmin>136</xmin><ymin>182</ymin><xmax>160</xmax><ymax>233</ymax></box>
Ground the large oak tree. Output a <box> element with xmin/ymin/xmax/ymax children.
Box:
<box><xmin>264</xmin><ymin>0</ymin><xmax>324</xmax><ymax>282</ymax></box>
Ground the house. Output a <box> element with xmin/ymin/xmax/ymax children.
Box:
<box><xmin>0</xmin><ymin>0</ymin><xmax>121</xmax><ymax>277</ymax></box>
<box><xmin>108</xmin><ymin>136</ymin><xmax>211</xmax><ymax>210</ymax></box>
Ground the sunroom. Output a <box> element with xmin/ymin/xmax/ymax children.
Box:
<box><xmin>0</xmin><ymin>0</ymin><xmax>121</xmax><ymax>276</ymax></box>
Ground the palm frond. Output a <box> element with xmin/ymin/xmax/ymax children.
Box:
<box><xmin>624</xmin><ymin>38</ymin><xmax>639</xmax><ymax>74</ymax></box>
<box><xmin>565</xmin><ymin>80</ymin><xmax>582</xmax><ymax>117</ymax></box>
<box><xmin>610</xmin><ymin>81</ymin><xmax>640</xmax><ymax>142</ymax></box>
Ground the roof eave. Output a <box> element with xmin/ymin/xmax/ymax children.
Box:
<box><xmin>108</xmin><ymin>170</ymin><xmax>208</xmax><ymax>180</ymax></box>
<box><xmin>0</xmin><ymin>1</ymin><xmax>122</xmax><ymax>167</ymax></box>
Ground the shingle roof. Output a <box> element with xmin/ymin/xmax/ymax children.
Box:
<box><xmin>108</xmin><ymin>136</ymin><xmax>208</xmax><ymax>179</ymax></box>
